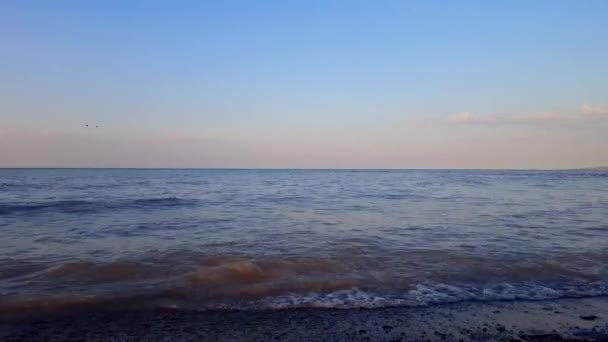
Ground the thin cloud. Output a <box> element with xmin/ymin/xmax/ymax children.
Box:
<box><xmin>580</xmin><ymin>104</ymin><xmax>608</xmax><ymax>118</ymax></box>
<box><xmin>447</xmin><ymin>112</ymin><xmax>477</xmax><ymax>124</ymax></box>
<box><xmin>448</xmin><ymin>104</ymin><xmax>608</xmax><ymax>125</ymax></box>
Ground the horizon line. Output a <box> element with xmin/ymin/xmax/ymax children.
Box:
<box><xmin>1</xmin><ymin>166</ymin><xmax>606</xmax><ymax>171</ymax></box>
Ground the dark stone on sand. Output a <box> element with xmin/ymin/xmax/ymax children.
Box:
<box><xmin>580</xmin><ymin>315</ymin><xmax>600</xmax><ymax>321</ymax></box>
<box><xmin>520</xmin><ymin>333</ymin><xmax>563</xmax><ymax>341</ymax></box>
<box><xmin>574</xmin><ymin>330</ymin><xmax>608</xmax><ymax>339</ymax></box>
<box><xmin>434</xmin><ymin>331</ymin><xmax>448</xmax><ymax>339</ymax></box>
<box><xmin>497</xmin><ymin>325</ymin><xmax>506</xmax><ymax>332</ymax></box>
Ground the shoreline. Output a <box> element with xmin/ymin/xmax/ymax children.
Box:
<box><xmin>1</xmin><ymin>297</ymin><xmax>608</xmax><ymax>341</ymax></box>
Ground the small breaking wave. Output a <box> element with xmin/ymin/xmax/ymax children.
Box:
<box><xmin>250</xmin><ymin>282</ymin><xmax>608</xmax><ymax>310</ymax></box>
<box><xmin>2</xmin><ymin>281</ymin><xmax>608</xmax><ymax>321</ymax></box>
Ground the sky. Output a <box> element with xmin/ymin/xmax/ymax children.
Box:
<box><xmin>1</xmin><ymin>0</ymin><xmax>607</xmax><ymax>169</ymax></box>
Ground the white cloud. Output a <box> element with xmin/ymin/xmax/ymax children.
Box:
<box><xmin>447</xmin><ymin>112</ymin><xmax>568</xmax><ymax>125</ymax></box>
<box><xmin>580</xmin><ymin>104</ymin><xmax>608</xmax><ymax>118</ymax></box>
<box><xmin>448</xmin><ymin>104</ymin><xmax>608</xmax><ymax>125</ymax></box>
<box><xmin>447</xmin><ymin>112</ymin><xmax>476</xmax><ymax>123</ymax></box>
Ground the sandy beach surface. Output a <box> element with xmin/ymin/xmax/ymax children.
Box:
<box><xmin>1</xmin><ymin>297</ymin><xmax>607</xmax><ymax>341</ymax></box>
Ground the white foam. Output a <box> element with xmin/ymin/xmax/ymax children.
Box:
<box><xmin>216</xmin><ymin>281</ymin><xmax>608</xmax><ymax>311</ymax></box>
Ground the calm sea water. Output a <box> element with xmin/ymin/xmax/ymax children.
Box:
<box><xmin>1</xmin><ymin>169</ymin><xmax>607</xmax><ymax>316</ymax></box>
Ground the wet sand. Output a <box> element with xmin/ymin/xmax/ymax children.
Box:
<box><xmin>1</xmin><ymin>297</ymin><xmax>608</xmax><ymax>341</ymax></box>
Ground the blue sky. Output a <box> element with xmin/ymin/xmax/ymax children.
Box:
<box><xmin>1</xmin><ymin>1</ymin><xmax>607</xmax><ymax>168</ymax></box>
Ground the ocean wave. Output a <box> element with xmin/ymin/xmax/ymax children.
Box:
<box><xmin>2</xmin><ymin>281</ymin><xmax>608</xmax><ymax>321</ymax></box>
<box><xmin>130</xmin><ymin>197</ymin><xmax>199</xmax><ymax>207</ymax></box>
<box><xmin>0</xmin><ymin>197</ymin><xmax>200</xmax><ymax>215</ymax></box>
<box><xmin>0</xmin><ymin>200</ymin><xmax>93</xmax><ymax>214</ymax></box>
<box><xmin>245</xmin><ymin>282</ymin><xmax>608</xmax><ymax>310</ymax></box>
<box><xmin>2</xmin><ymin>251</ymin><xmax>607</xmax><ymax>290</ymax></box>
<box><xmin>0</xmin><ymin>182</ymin><xmax>45</xmax><ymax>191</ymax></box>
<box><xmin>1</xmin><ymin>252</ymin><xmax>608</xmax><ymax>320</ymax></box>
<box><xmin>360</xmin><ymin>192</ymin><xmax>426</xmax><ymax>200</ymax></box>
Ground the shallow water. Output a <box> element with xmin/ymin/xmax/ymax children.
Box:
<box><xmin>0</xmin><ymin>169</ymin><xmax>607</xmax><ymax>315</ymax></box>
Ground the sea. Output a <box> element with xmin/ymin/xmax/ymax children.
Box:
<box><xmin>1</xmin><ymin>169</ymin><xmax>607</xmax><ymax>317</ymax></box>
